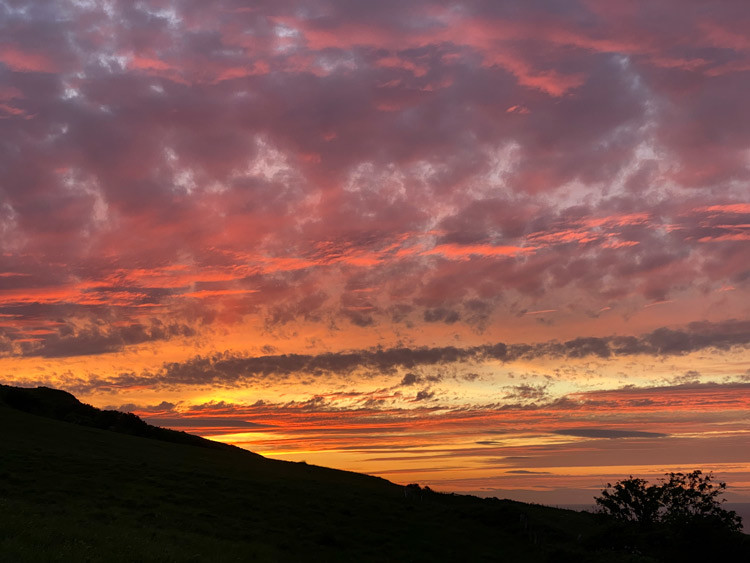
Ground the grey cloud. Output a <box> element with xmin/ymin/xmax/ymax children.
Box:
<box><xmin>144</xmin><ymin>417</ymin><xmax>274</xmax><ymax>429</ymax></box>
<box><xmin>414</xmin><ymin>389</ymin><xmax>435</xmax><ymax>401</ymax></box>
<box><xmin>528</xmin><ymin>320</ymin><xmax>750</xmax><ymax>359</ymax></box>
<box><xmin>503</xmin><ymin>384</ymin><xmax>549</xmax><ymax>401</ymax></box>
<box><xmin>582</xmin><ymin>381</ymin><xmax>750</xmax><ymax>397</ymax></box>
<box><xmin>115</xmin><ymin>401</ymin><xmax>177</xmax><ymax>413</ymax></box>
<box><xmin>45</xmin><ymin>319</ymin><xmax>750</xmax><ymax>388</ymax></box>
<box><xmin>15</xmin><ymin>320</ymin><xmax>196</xmax><ymax>358</ymax></box>
<box><xmin>341</xmin><ymin>308</ymin><xmax>376</xmax><ymax>328</ymax></box>
<box><xmin>551</xmin><ymin>428</ymin><xmax>668</xmax><ymax>439</ymax></box>
<box><xmin>398</xmin><ymin>372</ymin><xmax>442</xmax><ymax>386</ymax></box>
<box><xmin>400</xmin><ymin>373</ymin><xmax>420</xmax><ymax>386</ymax></box>
<box><xmin>558</xmin><ymin>337</ymin><xmax>613</xmax><ymax>359</ymax></box>
<box><xmin>423</xmin><ymin>308</ymin><xmax>460</xmax><ymax>324</ymax></box>
<box><xmin>669</xmin><ymin>370</ymin><xmax>701</xmax><ymax>385</ymax></box>
<box><xmin>627</xmin><ymin>398</ymin><xmax>656</xmax><ymax>407</ymax></box>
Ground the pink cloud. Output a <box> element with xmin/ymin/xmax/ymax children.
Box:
<box><xmin>0</xmin><ymin>45</ymin><xmax>56</xmax><ymax>72</ymax></box>
<box><xmin>0</xmin><ymin>0</ymin><xmax>748</xmax><ymax>352</ymax></box>
<box><xmin>697</xmin><ymin>204</ymin><xmax>750</xmax><ymax>214</ymax></box>
<box><xmin>424</xmin><ymin>243</ymin><xmax>536</xmax><ymax>260</ymax></box>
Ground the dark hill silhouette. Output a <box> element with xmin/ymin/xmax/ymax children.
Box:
<box><xmin>1</xmin><ymin>385</ymin><xmax>748</xmax><ymax>562</ymax></box>
<box><xmin>0</xmin><ymin>384</ymin><xmax>243</xmax><ymax>452</ymax></box>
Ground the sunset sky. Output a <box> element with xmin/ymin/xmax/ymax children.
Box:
<box><xmin>2</xmin><ymin>0</ymin><xmax>749</xmax><ymax>504</ymax></box>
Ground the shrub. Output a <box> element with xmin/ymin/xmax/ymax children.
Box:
<box><xmin>595</xmin><ymin>470</ymin><xmax>742</xmax><ymax>533</ymax></box>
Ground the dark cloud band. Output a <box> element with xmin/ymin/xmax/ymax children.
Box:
<box><xmin>15</xmin><ymin>319</ymin><xmax>746</xmax><ymax>392</ymax></box>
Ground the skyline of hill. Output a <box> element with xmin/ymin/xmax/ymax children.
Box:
<box><xmin>2</xmin><ymin>384</ymin><xmax>749</xmax><ymax>561</ymax></box>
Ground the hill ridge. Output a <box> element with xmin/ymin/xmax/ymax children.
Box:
<box><xmin>0</xmin><ymin>384</ymin><xmax>245</xmax><ymax>453</ymax></box>
<box><xmin>2</xmin><ymin>384</ymin><xmax>748</xmax><ymax>562</ymax></box>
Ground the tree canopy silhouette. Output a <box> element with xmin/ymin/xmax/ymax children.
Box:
<box><xmin>595</xmin><ymin>470</ymin><xmax>742</xmax><ymax>532</ymax></box>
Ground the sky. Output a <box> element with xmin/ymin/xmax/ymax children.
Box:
<box><xmin>1</xmin><ymin>0</ymin><xmax>749</xmax><ymax>505</ymax></box>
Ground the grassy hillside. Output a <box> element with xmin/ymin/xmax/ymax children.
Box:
<box><xmin>0</xmin><ymin>387</ymin><xmax>747</xmax><ymax>562</ymax></box>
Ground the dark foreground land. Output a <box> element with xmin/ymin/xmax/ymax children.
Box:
<box><xmin>1</xmin><ymin>385</ymin><xmax>748</xmax><ymax>562</ymax></box>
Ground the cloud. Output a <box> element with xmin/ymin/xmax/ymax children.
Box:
<box><xmin>526</xmin><ymin>319</ymin><xmax>750</xmax><ymax>360</ymax></box>
<box><xmin>95</xmin><ymin>380</ymin><xmax>747</xmax><ymax>481</ymax></box>
<box><xmin>423</xmin><ymin>307</ymin><xmax>461</xmax><ymax>324</ymax></box>
<box><xmin>112</xmin><ymin>379</ymin><xmax>750</xmax><ymax>427</ymax></box>
<box><xmin>0</xmin><ymin>0</ymin><xmax>748</xmax><ymax>370</ymax></box>
<box><xmin>3</xmin><ymin>5</ymin><xmax>750</xmax><ymax>507</ymax></box>
<box><xmin>668</xmin><ymin>370</ymin><xmax>702</xmax><ymax>386</ymax></box>
<box><xmin>503</xmin><ymin>384</ymin><xmax>549</xmax><ymax>402</ymax></box>
<box><xmin>115</xmin><ymin>401</ymin><xmax>177</xmax><ymax>414</ymax></box>
<box><xmin>399</xmin><ymin>373</ymin><xmax>420</xmax><ymax>386</ymax></box>
<box><xmin>1</xmin><ymin>319</ymin><xmax>196</xmax><ymax>358</ymax></box>
<box><xmin>414</xmin><ymin>389</ymin><xmax>435</xmax><ymax>401</ymax></box>
<box><xmin>398</xmin><ymin>373</ymin><xmax>442</xmax><ymax>386</ymax></box>
<box><xmin>20</xmin><ymin>318</ymin><xmax>749</xmax><ymax>386</ymax></box>
<box><xmin>144</xmin><ymin>417</ymin><xmax>273</xmax><ymax>429</ymax></box>
<box><xmin>551</xmin><ymin>428</ymin><xmax>668</xmax><ymax>439</ymax></box>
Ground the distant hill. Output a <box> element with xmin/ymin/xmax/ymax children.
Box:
<box><xmin>1</xmin><ymin>385</ymin><xmax>748</xmax><ymax>562</ymax></box>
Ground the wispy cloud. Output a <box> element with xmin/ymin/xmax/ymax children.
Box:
<box><xmin>551</xmin><ymin>428</ymin><xmax>668</xmax><ymax>439</ymax></box>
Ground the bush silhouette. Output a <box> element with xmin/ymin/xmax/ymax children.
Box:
<box><xmin>595</xmin><ymin>470</ymin><xmax>742</xmax><ymax>533</ymax></box>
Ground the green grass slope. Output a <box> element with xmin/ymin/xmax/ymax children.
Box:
<box><xmin>1</xmin><ymin>386</ymin><xmax>746</xmax><ymax>562</ymax></box>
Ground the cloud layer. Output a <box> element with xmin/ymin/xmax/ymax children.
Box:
<box><xmin>0</xmin><ymin>0</ymin><xmax>748</xmax><ymax>359</ymax></box>
<box><xmin>13</xmin><ymin>319</ymin><xmax>743</xmax><ymax>391</ymax></box>
<box><xmin>2</xmin><ymin>0</ymin><xmax>750</xmax><ymax>505</ymax></box>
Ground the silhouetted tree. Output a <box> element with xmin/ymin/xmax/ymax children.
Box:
<box><xmin>595</xmin><ymin>470</ymin><xmax>742</xmax><ymax>532</ymax></box>
<box><xmin>595</xmin><ymin>476</ymin><xmax>662</xmax><ymax>526</ymax></box>
<box><xmin>659</xmin><ymin>471</ymin><xmax>743</xmax><ymax>532</ymax></box>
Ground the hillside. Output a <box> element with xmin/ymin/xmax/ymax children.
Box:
<box><xmin>0</xmin><ymin>385</ymin><xmax>243</xmax><ymax>452</ymax></box>
<box><xmin>0</xmin><ymin>386</ymin><xmax>747</xmax><ymax>562</ymax></box>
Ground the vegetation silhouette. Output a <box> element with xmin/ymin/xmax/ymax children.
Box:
<box><xmin>1</xmin><ymin>384</ymin><xmax>748</xmax><ymax>562</ymax></box>
<box><xmin>0</xmin><ymin>384</ymin><xmax>243</xmax><ymax>452</ymax></box>
<box><xmin>592</xmin><ymin>472</ymin><xmax>745</xmax><ymax>561</ymax></box>
<box><xmin>596</xmin><ymin>471</ymin><xmax>742</xmax><ymax>531</ymax></box>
